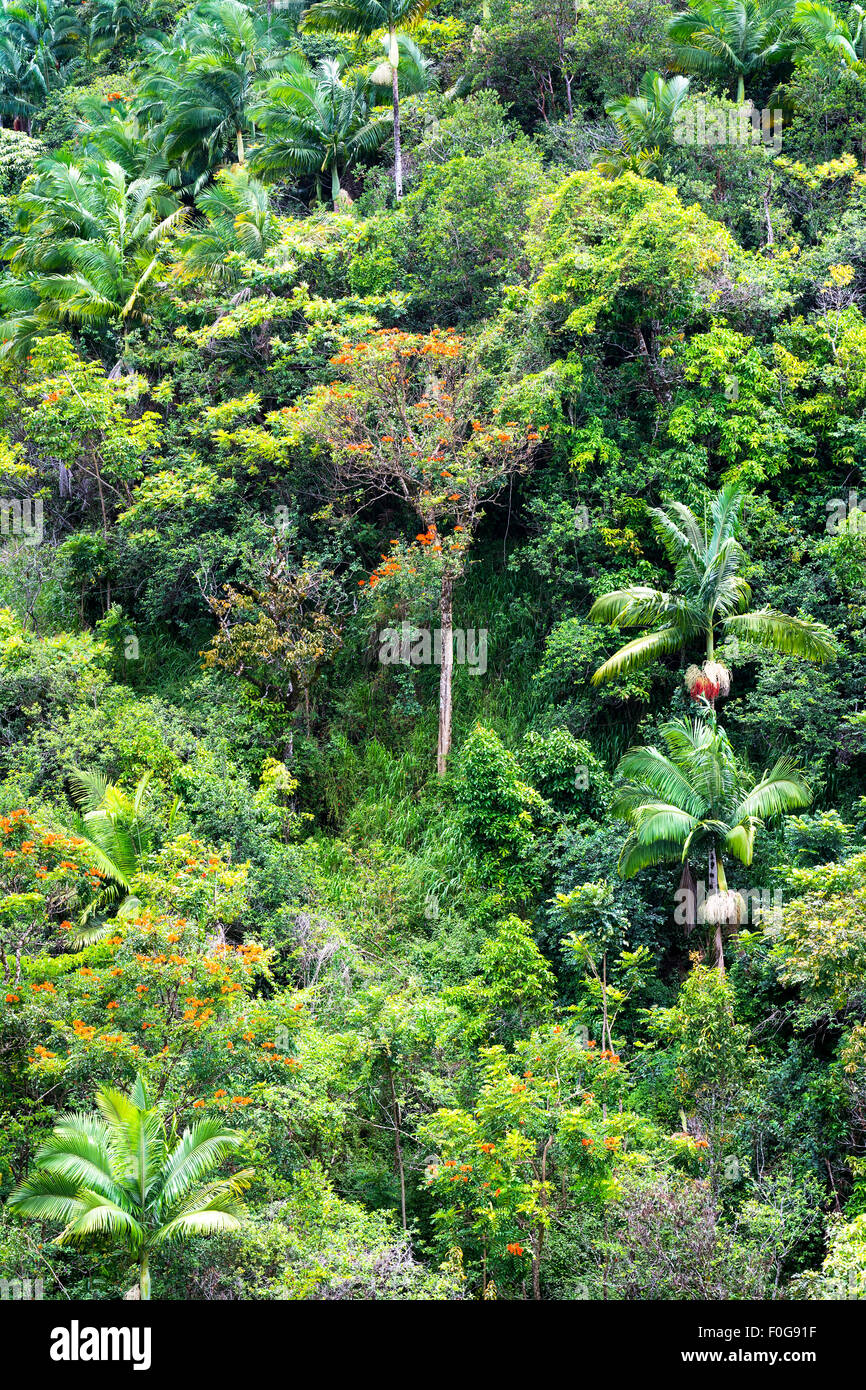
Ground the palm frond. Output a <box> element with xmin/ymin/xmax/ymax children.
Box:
<box><xmin>723</xmin><ymin>607</ymin><xmax>838</xmax><ymax>661</ymax></box>
<box><xmin>591</xmin><ymin>625</ymin><xmax>685</xmax><ymax>684</ymax></box>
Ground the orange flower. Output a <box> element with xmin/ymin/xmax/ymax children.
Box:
<box><xmin>506</xmin><ymin>1243</ymin><xmax>525</xmax><ymax>1256</ymax></box>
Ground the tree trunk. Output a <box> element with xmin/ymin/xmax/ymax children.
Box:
<box><xmin>736</xmin><ymin>74</ymin><xmax>745</xmax><ymax>104</ymax></box>
<box><xmin>531</xmin><ymin>1234</ymin><xmax>542</xmax><ymax>1300</ymax></box>
<box><xmin>390</xmin><ymin>30</ymin><xmax>403</xmax><ymax>200</ymax></box>
<box><xmin>236</xmin><ymin>127</ymin><xmax>245</xmax><ymax>164</ymax></box>
<box><xmin>388</xmin><ymin>1066</ymin><xmax>407</xmax><ymax>1230</ymax></box>
<box><xmin>532</xmin><ymin>1138</ymin><xmax>553</xmax><ymax>1301</ymax></box>
<box><xmin>437</xmin><ymin>573</ymin><xmax>454</xmax><ymax>776</ymax></box>
<box><xmin>139</xmin><ymin>1252</ymin><xmax>151</xmax><ymax>1301</ymax></box>
<box><xmin>708</xmin><ymin>841</ymin><xmax>725</xmax><ymax>974</ymax></box>
<box><xmin>331</xmin><ymin>161</ymin><xmax>341</xmax><ymax>206</ymax></box>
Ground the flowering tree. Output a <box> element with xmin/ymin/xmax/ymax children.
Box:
<box><xmin>0</xmin><ymin>807</ymin><xmax>103</xmax><ymax>989</ymax></box>
<box><xmin>299</xmin><ymin>328</ymin><xmax>539</xmax><ymax>774</ymax></box>
<box><xmin>421</xmin><ymin>1025</ymin><xmax>633</xmax><ymax>1298</ymax></box>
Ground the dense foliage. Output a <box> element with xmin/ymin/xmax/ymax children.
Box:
<box><xmin>1</xmin><ymin>0</ymin><xmax>865</xmax><ymax>1303</ymax></box>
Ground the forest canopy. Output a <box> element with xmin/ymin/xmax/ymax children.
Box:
<box><xmin>0</xmin><ymin>0</ymin><xmax>865</xmax><ymax>1306</ymax></box>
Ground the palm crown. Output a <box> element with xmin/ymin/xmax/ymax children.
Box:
<box><xmin>792</xmin><ymin>0</ymin><xmax>866</xmax><ymax>61</ymax></box>
<box><xmin>300</xmin><ymin>0</ymin><xmax>435</xmax><ymax>198</ymax></box>
<box><xmin>179</xmin><ymin>165</ymin><xmax>281</xmax><ymax>282</ymax></box>
<box><xmin>668</xmin><ymin>0</ymin><xmax>795</xmax><ymax>103</ymax></box>
<box><xmin>252</xmin><ymin>55</ymin><xmax>392</xmax><ymax>203</ymax></box>
<box><xmin>9</xmin><ymin>1074</ymin><xmax>252</xmax><ymax>1299</ymax></box>
<box><xmin>595</xmin><ymin>71</ymin><xmax>691</xmax><ymax>179</ymax></box>
<box><xmin>0</xmin><ymin>153</ymin><xmax>184</xmax><ymax>357</ymax></box>
<box><xmin>0</xmin><ymin>0</ymin><xmax>79</xmax><ymax>128</ymax></box>
<box><xmin>588</xmin><ymin>482</ymin><xmax>837</xmax><ymax>686</ymax></box>
<box><xmin>613</xmin><ymin>711</ymin><xmax>812</xmax><ymax>966</ymax></box>
<box><xmin>63</xmin><ymin>767</ymin><xmax>156</xmax><ymax>935</ymax></box>
<box><xmin>137</xmin><ymin>0</ymin><xmax>292</xmax><ymax>170</ymax></box>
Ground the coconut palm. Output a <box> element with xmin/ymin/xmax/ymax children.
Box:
<box><xmin>613</xmin><ymin>711</ymin><xmax>812</xmax><ymax>969</ymax></box>
<box><xmin>667</xmin><ymin>0</ymin><xmax>796</xmax><ymax>103</ymax></box>
<box><xmin>8</xmin><ymin>1074</ymin><xmax>252</xmax><ymax>1300</ymax></box>
<box><xmin>0</xmin><ymin>153</ymin><xmax>184</xmax><ymax>358</ymax></box>
<box><xmin>594</xmin><ymin>71</ymin><xmax>691</xmax><ymax>179</ymax></box>
<box><xmin>588</xmin><ymin>482</ymin><xmax>837</xmax><ymax>687</ymax></box>
<box><xmin>251</xmin><ymin>55</ymin><xmax>392</xmax><ymax>204</ymax></box>
<box><xmin>299</xmin><ymin>0</ymin><xmax>435</xmax><ymax>198</ymax></box>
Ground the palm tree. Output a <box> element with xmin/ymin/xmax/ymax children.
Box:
<box><xmin>299</xmin><ymin>0</ymin><xmax>435</xmax><ymax>198</ymax></box>
<box><xmin>0</xmin><ymin>31</ymin><xmax>46</xmax><ymax>128</ymax></box>
<box><xmin>364</xmin><ymin>29</ymin><xmax>435</xmax><ymax>104</ymax></box>
<box><xmin>594</xmin><ymin>71</ymin><xmax>691</xmax><ymax>179</ymax></box>
<box><xmin>88</xmin><ymin>0</ymin><xmax>139</xmax><ymax>58</ymax></box>
<box><xmin>0</xmin><ymin>0</ymin><xmax>79</xmax><ymax>129</ymax></box>
<box><xmin>613</xmin><ymin>711</ymin><xmax>811</xmax><ymax>969</ymax></box>
<box><xmin>137</xmin><ymin>0</ymin><xmax>291</xmax><ymax>173</ymax></box>
<box><xmin>63</xmin><ymin>767</ymin><xmax>157</xmax><ymax>935</ymax></box>
<box><xmin>792</xmin><ymin>0</ymin><xmax>865</xmax><ymax>61</ymax></box>
<box><xmin>74</xmin><ymin>97</ymin><xmax>177</xmax><ymax>187</ymax></box>
<box><xmin>251</xmin><ymin>55</ymin><xmax>392</xmax><ymax>204</ymax></box>
<box><xmin>588</xmin><ymin>482</ymin><xmax>837</xmax><ymax>687</ymax></box>
<box><xmin>178</xmin><ymin>165</ymin><xmax>280</xmax><ymax>281</ymax></box>
<box><xmin>0</xmin><ymin>153</ymin><xmax>184</xmax><ymax>359</ymax></box>
<box><xmin>9</xmin><ymin>1074</ymin><xmax>252</xmax><ymax>1299</ymax></box>
<box><xmin>667</xmin><ymin>0</ymin><xmax>795</xmax><ymax>103</ymax></box>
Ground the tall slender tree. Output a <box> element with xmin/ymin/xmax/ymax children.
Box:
<box><xmin>299</xmin><ymin>0</ymin><xmax>435</xmax><ymax>198</ymax></box>
<box><xmin>613</xmin><ymin>712</ymin><xmax>811</xmax><ymax>970</ymax></box>
<box><xmin>298</xmin><ymin>328</ymin><xmax>536</xmax><ymax>774</ymax></box>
